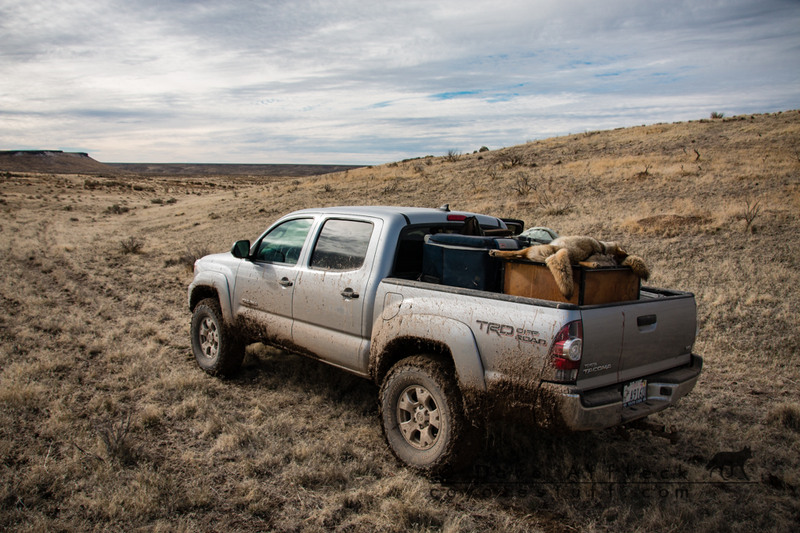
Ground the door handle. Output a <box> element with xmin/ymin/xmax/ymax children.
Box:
<box><xmin>637</xmin><ymin>314</ymin><xmax>656</xmax><ymax>327</ymax></box>
<box><xmin>637</xmin><ymin>314</ymin><xmax>657</xmax><ymax>332</ymax></box>
<box><xmin>341</xmin><ymin>288</ymin><xmax>359</xmax><ymax>299</ymax></box>
<box><xmin>279</xmin><ymin>277</ymin><xmax>293</xmax><ymax>287</ymax></box>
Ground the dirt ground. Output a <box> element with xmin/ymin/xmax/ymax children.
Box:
<box><xmin>1</xmin><ymin>111</ymin><xmax>799</xmax><ymax>531</ymax></box>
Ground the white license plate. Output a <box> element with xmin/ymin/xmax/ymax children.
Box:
<box><xmin>623</xmin><ymin>379</ymin><xmax>647</xmax><ymax>407</ymax></box>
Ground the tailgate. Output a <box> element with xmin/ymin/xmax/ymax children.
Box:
<box><xmin>577</xmin><ymin>290</ymin><xmax>697</xmax><ymax>390</ymax></box>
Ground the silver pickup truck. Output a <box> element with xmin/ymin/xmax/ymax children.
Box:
<box><xmin>188</xmin><ymin>206</ymin><xmax>702</xmax><ymax>474</ymax></box>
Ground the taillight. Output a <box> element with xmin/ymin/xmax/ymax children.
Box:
<box><xmin>547</xmin><ymin>320</ymin><xmax>583</xmax><ymax>382</ymax></box>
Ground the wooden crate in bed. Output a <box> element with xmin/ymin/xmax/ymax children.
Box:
<box><xmin>503</xmin><ymin>260</ymin><xmax>640</xmax><ymax>305</ymax></box>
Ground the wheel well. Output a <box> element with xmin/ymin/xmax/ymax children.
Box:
<box><xmin>372</xmin><ymin>336</ymin><xmax>455</xmax><ymax>385</ymax></box>
<box><xmin>189</xmin><ymin>286</ymin><xmax>219</xmax><ymax>312</ymax></box>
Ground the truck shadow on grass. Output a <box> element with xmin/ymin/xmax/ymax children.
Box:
<box><xmin>234</xmin><ymin>344</ymin><xmax>379</xmax><ymax>416</ymax></box>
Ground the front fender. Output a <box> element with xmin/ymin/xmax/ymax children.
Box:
<box><xmin>188</xmin><ymin>271</ymin><xmax>235</xmax><ymax>324</ymax></box>
<box><xmin>371</xmin><ymin>313</ymin><xmax>486</xmax><ymax>392</ymax></box>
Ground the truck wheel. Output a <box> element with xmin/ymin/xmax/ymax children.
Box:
<box><xmin>380</xmin><ymin>355</ymin><xmax>475</xmax><ymax>476</ymax></box>
<box><xmin>191</xmin><ymin>298</ymin><xmax>244</xmax><ymax>377</ymax></box>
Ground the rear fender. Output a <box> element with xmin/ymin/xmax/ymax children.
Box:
<box><xmin>371</xmin><ymin>314</ymin><xmax>486</xmax><ymax>392</ymax></box>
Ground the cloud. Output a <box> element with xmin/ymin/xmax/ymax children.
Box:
<box><xmin>0</xmin><ymin>0</ymin><xmax>798</xmax><ymax>163</ymax></box>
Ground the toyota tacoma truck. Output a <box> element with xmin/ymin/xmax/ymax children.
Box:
<box><xmin>188</xmin><ymin>206</ymin><xmax>702</xmax><ymax>474</ymax></box>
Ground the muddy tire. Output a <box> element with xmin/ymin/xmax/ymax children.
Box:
<box><xmin>380</xmin><ymin>355</ymin><xmax>475</xmax><ymax>476</ymax></box>
<box><xmin>191</xmin><ymin>298</ymin><xmax>244</xmax><ymax>377</ymax></box>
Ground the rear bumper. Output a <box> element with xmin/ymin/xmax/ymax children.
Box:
<box><xmin>538</xmin><ymin>354</ymin><xmax>703</xmax><ymax>431</ymax></box>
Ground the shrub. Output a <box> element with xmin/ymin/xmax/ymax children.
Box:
<box><xmin>106</xmin><ymin>204</ymin><xmax>129</xmax><ymax>215</ymax></box>
<box><xmin>99</xmin><ymin>412</ymin><xmax>138</xmax><ymax>465</ymax></box>
<box><xmin>167</xmin><ymin>244</ymin><xmax>211</xmax><ymax>269</ymax></box>
<box><xmin>533</xmin><ymin>176</ymin><xmax>573</xmax><ymax>215</ymax></box>
<box><xmin>513</xmin><ymin>173</ymin><xmax>533</xmax><ymax>196</ymax></box>
<box><xmin>445</xmin><ymin>149</ymin><xmax>462</xmax><ymax>162</ymax></box>
<box><xmin>120</xmin><ymin>236</ymin><xmax>145</xmax><ymax>254</ymax></box>
<box><xmin>740</xmin><ymin>199</ymin><xmax>761</xmax><ymax>233</ymax></box>
<box><xmin>710</xmin><ymin>111</ymin><xmax>725</xmax><ymax>119</ymax></box>
<box><xmin>634</xmin><ymin>164</ymin><xmax>652</xmax><ymax>179</ymax></box>
<box><xmin>503</xmin><ymin>154</ymin><xmax>525</xmax><ymax>168</ymax></box>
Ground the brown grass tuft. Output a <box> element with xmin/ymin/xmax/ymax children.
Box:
<box><xmin>767</xmin><ymin>403</ymin><xmax>800</xmax><ymax>432</ymax></box>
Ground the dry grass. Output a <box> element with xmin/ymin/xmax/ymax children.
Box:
<box><xmin>1</xmin><ymin>111</ymin><xmax>800</xmax><ymax>531</ymax></box>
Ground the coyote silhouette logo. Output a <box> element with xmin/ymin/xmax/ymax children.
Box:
<box><xmin>706</xmin><ymin>446</ymin><xmax>752</xmax><ymax>479</ymax></box>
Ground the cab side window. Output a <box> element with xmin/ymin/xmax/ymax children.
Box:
<box><xmin>309</xmin><ymin>219</ymin><xmax>374</xmax><ymax>271</ymax></box>
<box><xmin>254</xmin><ymin>218</ymin><xmax>313</xmax><ymax>264</ymax></box>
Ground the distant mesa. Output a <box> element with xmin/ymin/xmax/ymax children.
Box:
<box><xmin>0</xmin><ymin>150</ymin><xmax>117</xmax><ymax>174</ymax></box>
<box><xmin>0</xmin><ymin>149</ymin><xmax>363</xmax><ymax>177</ymax></box>
<box><xmin>3</xmin><ymin>149</ymin><xmax>90</xmax><ymax>157</ymax></box>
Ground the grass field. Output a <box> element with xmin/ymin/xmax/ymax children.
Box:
<box><xmin>1</xmin><ymin>111</ymin><xmax>799</xmax><ymax>531</ymax></box>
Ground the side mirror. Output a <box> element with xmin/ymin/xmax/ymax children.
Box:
<box><xmin>231</xmin><ymin>240</ymin><xmax>251</xmax><ymax>259</ymax></box>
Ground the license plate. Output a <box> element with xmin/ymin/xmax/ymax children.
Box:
<box><xmin>623</xmin><ymin>379</ymin><xmax>647</xmax><ymax>407</ymax></box>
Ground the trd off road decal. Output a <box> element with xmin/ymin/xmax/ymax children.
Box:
<box><xmin>475</xmin><ymin>320</ymin><xmax>547</xmax><ymax>346</ymax></box>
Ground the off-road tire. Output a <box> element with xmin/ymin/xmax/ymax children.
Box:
<box><xmin>191</xmin><ymin>298</ymin><xmax>245</xmax><ymax>377</ymax></box>
<box><xmin>379</xmin><ymin>355</ymin><xmax>476</xmax><ymax>476</ymax></box>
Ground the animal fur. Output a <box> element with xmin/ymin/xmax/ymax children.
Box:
<box><xmin>489</xmin><ymin>235</ymin><xmax>650</xmax><ymax>300</ymax></box>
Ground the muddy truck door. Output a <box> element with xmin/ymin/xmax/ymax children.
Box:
<box><xmin>292</xmin><ymin>216</ymin><xmax>383</xmax><ymax>373</ymax></box>
<box><xmin>231</xmin><ymin>216</ymin><xmax>315</xmax><ymax>342</ymax></box>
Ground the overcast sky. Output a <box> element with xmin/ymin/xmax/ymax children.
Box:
<box><xmin>2</xmin><ymin>0</ymin><xmax>799</xmax><ymax>164</ymax></box>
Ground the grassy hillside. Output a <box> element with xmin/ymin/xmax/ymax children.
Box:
<box><xmin>1</xmin><ymin>111</ymin><xmax>799</xmax><ymax>532</ymax></box>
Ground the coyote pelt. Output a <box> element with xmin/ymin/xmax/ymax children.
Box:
<box><xmin>489</xmin><ymin>235</ymin><xmax>650</xmax><ymax>299</ymax></box>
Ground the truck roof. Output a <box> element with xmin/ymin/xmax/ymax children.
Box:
<box><xmin>289</xmin><ymin>205</ymin><xmax>505</xmax><ymax>228</ymax></box>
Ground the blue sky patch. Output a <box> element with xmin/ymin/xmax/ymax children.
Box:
<box><xmin>430</xmin><ymin>90</ymin><xmax>483</xmax><ymax>100</ymax></box>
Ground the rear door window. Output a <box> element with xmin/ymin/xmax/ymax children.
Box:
<box><xmin>309</xmin><ymin>219</ymin><xmax>374</xmax><ymax>271</ymax></box>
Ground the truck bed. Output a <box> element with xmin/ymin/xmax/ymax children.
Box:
<box><xmin>378</xmin><ymin>276</ymin><xmax>699</xmax><ymax>430</ymax></box>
